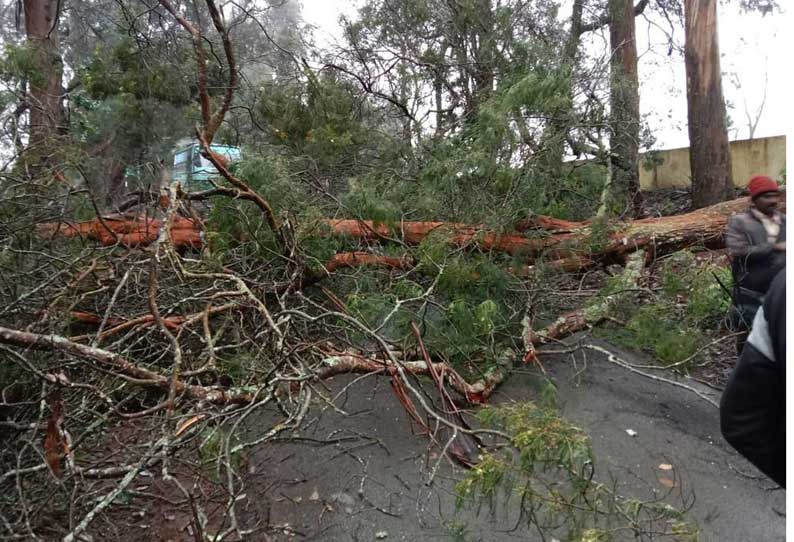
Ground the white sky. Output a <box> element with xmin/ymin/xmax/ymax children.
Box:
<box><xmin>300</xmin><ymin>0</ymin><xmax>790</xmax><ymax>151</ymax></box>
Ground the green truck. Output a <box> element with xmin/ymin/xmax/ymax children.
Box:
<box><xmin>172</xmin><ymin>143</ymin><xmax>242</xmax><ymax>192</ymax></box>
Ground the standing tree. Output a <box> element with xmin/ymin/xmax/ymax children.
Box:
<box><xmin>684</xmin><ymin>0</ymin><xmax>734</xmax><ymax>208</ymax></box>
<box><xmin>608</xmin><ymin>0</ymin><xmax>642</xmax><ymax>216</ymax></box>
<box><xmin>23</xmin><ymin>0</ymin><xmax>65</xmax><ymax>163</ymax></box>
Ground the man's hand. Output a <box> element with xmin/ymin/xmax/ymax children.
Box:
<box><xmin>774</xmin><ymin>241</ymin><xmax>786</xmax><ymax>251</ymax></box>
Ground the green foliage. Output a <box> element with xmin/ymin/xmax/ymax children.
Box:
<box><xmin>257</xmin><ymin>71</ymin><xmax>398</xmax><ymax>182</ymax></box>
<box><xmin>204</xmin><ymin>151</ymin><xmax>322</xmax><ymax>264</ymax></box>
<box><xmin>456</xmin><ymin>401</ymin><xmax>699</xmax><ymax>540</ymax></box>
<box><xmin>622</xmin><ymin>305</ymin><xmax>702</xmax><ymax>364</ymax></box>
<box><xmin>686</xmin><ymin>266</ymin><xmax>732</xmax><ymax>325</ymax></box>
<box><xmin>594</xmin><ymin>251</ymin><xmax>732</xmax><ymax>368</ymax></box>
<box><xmin>476</xmin><ymin>402</ymin><xmax>593</xmax><ymax>472</ymax></box>
<box><xmin>421</xmin><ymin>254</ymin><xmax>522</xmax><ymax>367</ymax></box>
<box><xmin>585</xmin><ymin>216</ymin><xmax>614</xmax><ymax>253</ymax></box>
<box><xmin>0</xmin><ymin>44</ymin><xmax>45</xmax><ymax>86</ymax></box>
<box><xmin>342</xmin><ymin>183</ymin><xmax>402</xmax><ymax>226</ymax></box>
<box><xmin>81</xmin><ymin>39</ymin><xmax>193</xmax><ymax>105</ymax></box>
<box><xmin>660</xmin><ymin>252</ymin><xmax>732</xmax><ymax>326</ymax></box>
<box><xmin>334</xmin><ymin>242</ymin><xmax>522</xmax><ymax>374</ymax></box>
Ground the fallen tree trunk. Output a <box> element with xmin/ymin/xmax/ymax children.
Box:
<box><xmin>35</xmin><ymin>194</ymin><xmax>783</xmax><ymax>268</ymax></box>
<box><xmin>331</xmin><ymin>194</ymin><xmax>783</xmax><ymax>264</ymax></box>
<box><xmin>36</xmin><ymin>214</ymin><xmax>203</xmax><ymax>249</ymax></box>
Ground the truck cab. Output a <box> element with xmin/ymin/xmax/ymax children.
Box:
<box><xmin>172</xmin><ymin>143</ymin><xmax>242</xmax><ymax>192</ymax></box>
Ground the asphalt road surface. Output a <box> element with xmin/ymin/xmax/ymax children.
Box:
<box><xmin>241</xmin><ymin>338</ymin><xmax>784</xmax><ymax>541</ymax></box>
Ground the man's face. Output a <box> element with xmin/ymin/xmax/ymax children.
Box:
<box><xmin>754</xmin><ymin>192</ymin><xmax>780</xmax><ymax>216</ymax></box>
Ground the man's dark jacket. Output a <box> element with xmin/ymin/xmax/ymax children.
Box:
<box><xmin>725</xmin><ymin>209</ymin><xmax>786</xmax><ymax>294</ymax></box>
<box><xmin>720</xmin><ymin>269</ymin><xmax>786</xmax><ymax>487</ymax></box>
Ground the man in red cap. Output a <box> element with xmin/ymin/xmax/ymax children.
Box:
<box><xmin>725</xmin><ymin>175</ymin><xmax>785</xmax><ymax>353</ymax></box>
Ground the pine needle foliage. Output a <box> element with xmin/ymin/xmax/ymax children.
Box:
<box><xmin>456</xmin><ymin>401</ymin><xmax>700</xmax><ymax>541</ymax></box>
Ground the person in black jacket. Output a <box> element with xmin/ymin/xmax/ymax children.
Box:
<box><xmin>725</xmin><ymin>175</ymin><xmax>786</xmax><ymax>353</ymax></box>
<box><xmin>720</xmin><ymin>268</ymin><xmax>785</xmax><ymax>487</ymax></box>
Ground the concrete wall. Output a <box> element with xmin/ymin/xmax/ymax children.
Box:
<box><xmin>639</xmin><ymin>135</ymin><xmax>786</xmax><ymax>190</ymax></box>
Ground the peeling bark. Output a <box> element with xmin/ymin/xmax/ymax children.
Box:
<box><xmin>685</xmin><ymin>0</ymin><xmax>734</xmax><ymax>208</ymax></box>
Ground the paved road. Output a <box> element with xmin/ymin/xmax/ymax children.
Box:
<box><xmin>243</xmin><ymin>339</ymin><xmax>784</xmax><ymax>541</ymax></box>
<box><xmin>500</xmin><ymin>338</ymin><xmax>785</xmax><ymax>542</ymax></box>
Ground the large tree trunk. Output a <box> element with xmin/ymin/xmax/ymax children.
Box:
<box><xmin>37</xmin><ymin>193</ymin><xmax>785</xmax><ymax>270</ymax></box>
<box><xmin>684</xmin><ymin>0</ymin><xmax>734</xmax><ymax>209</ymax></box>
<box><xmin>23</xmin><ymin>0</ymin><xmax>64</xmax><ymax>159</ymax></box>
<box><xmin>608</xmin><ymin>0</ymin><xmax>642</xmax><ymax>216</ymax></box>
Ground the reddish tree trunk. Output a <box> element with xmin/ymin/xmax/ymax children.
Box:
<box><xmin>36</xmin><ymin>194</ymin><xmax>785</xmax><ymax>269</ymax></box>
<box><xmin>684</xmin><ymin>0</ymin><xmax>734</xmax><ymax>208</ymax></box>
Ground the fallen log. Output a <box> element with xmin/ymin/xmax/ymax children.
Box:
<box><xmin>36</xmin><ymin>214</ymin><xmax>203</xmax><ymax>249</ymax></box>
<box><xmin>317</xmin><ymin>352</ymin><xmax>505</xmax><ymax>405</ymax></box>
<box><xmin>35</xmin><ymin>194</ymin><xmax>784</xmax><ymax>268</ymax></box>
<box><xmin>332</xmin><ymin>194</ymin><xmax>784</xmax><ymax>264</ymax></box>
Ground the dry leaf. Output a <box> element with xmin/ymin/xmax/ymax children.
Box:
<box><xmin>175</xmin><ymin>414</ymin><xmax>205</xmax><ymax>437</ymax></box>
<box><xmin>658</xmin><ymin>477</ymin><xmax>678</xmax><ymax>488</ymax></box>
<box><xmin>44</xmin><ymin>389</ymin><xmax>67</xmax><ymax>478</ymax></box>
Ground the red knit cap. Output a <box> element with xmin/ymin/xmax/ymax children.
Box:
<box><xmin>747</xmin><ymin>175</ymin><xmax>779</xmax><ymax>199</ymax></box>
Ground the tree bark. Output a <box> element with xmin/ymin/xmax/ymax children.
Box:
<box><xmin>36</xmin><ymin>193</ymin><xmax>785</xmax><ymax>269</ymax></box>
<box><xmin>608</xmin><ymin>0</ymin><xmax>642</xmax><ymax>216</ymax></box>
<box><xmin>684</xmin><ymin>0</ymin><xmax>734</xmax><ymax>208</ymax></box>
<box><xmin>23</xmin><ymin>0</ymin><xmax>64</xmax><ymax>158</ymax></box>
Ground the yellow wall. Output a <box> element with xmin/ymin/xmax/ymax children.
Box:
<box><xmin>639</xmin><ymin>135</ymin><xmax>786</xmax><ymax>190</ymax></box>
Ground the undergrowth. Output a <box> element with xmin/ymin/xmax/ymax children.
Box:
<box><xmin>594</xmin><ymin>250</ymin><xmax>732</xmax><ymax>369</ymax></box>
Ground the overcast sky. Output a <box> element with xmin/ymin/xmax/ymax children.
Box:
<box><xmin>300</xmin><ymin>0</ymin><xmax>789</xmax><ymax>151</ymax></box>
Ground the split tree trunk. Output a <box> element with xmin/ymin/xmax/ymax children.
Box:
<box><xmin>684</xmin><ymin>0</ymin><xmax>734</xmax><ymax>209</ymax></box>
